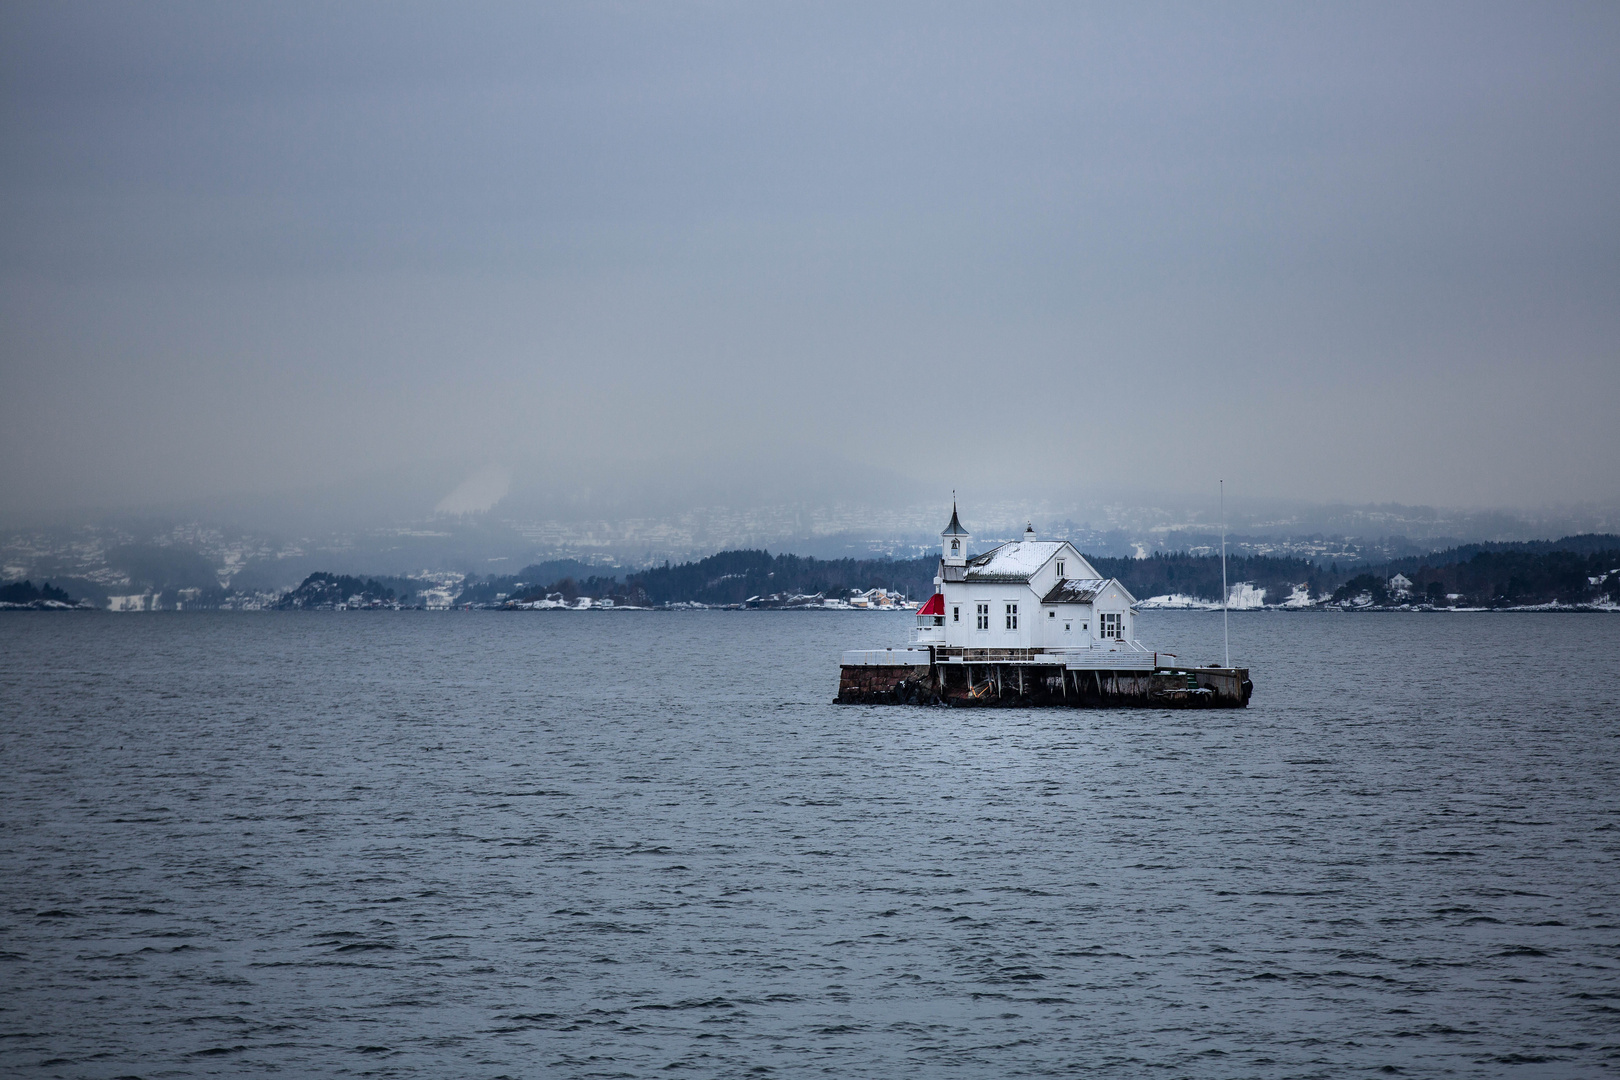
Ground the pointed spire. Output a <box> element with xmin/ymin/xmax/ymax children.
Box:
<box><xmin>941</xmin><ymin>496</ymin><xmax>970</xmax><ymax>536</ymax></box>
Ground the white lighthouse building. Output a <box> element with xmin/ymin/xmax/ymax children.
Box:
<box><xmin>838</xmin><ymin>502</ymin><xmax>1249</xmax><ymax>707</ymax></box>
<box><xmin>837</xmin><ymin>501</ymin><xmax>1250</xmax><ymax>707</ymax></box>
<box><xmin>913</xmin><ymin>503</ymin><xmax>1142</xmax><ymax>653</ymax></box>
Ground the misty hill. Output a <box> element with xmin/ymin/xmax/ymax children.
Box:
<box><xmin>479</xmin><ymin>549</ymin><xmax>1322</xmax><ymax>609</ymax></box>
<box><xmin>462</xmin><ymin>550</ymin><xmax>936</xmax><ymax>608</ymax></box>
<box><xmin>510</xmin><ymin>550</ymin><xmax>1330</xmax><ymax>609</ymax></box>
<box><xmin>462</xmin><ymin>535</ymin><xmax>1620</xmax><ymax>610</ymax></box>
<box><xmin>456</xmin><ymin>560</ymin><xmax>627</xmax><ymax>606</ymax></box>
<box><xmin>107</xmin><ymin>543</ymin><xmax>225</xmax><ymax>597</ymax></box>
<box><xmin>274</xmin><ymin>573</ymin><xmax>419</xmax><ymax>610</ymax></box>
<box><xmin>1094</xmin><ymin>536</ymin><xmax>1619</xmax><ymax>607</ymax></box>
<box><xmin>1372</xmin><ymin>533</ymin><xmax>1620</xmax><ymax>569</ymax></box>
<box><xmin>0</xmin><ymin>579</ymin><xmax>77</xmax><ymax>608</ymax></box>
<box><xmin>629</xmin><ymin>551</ymin><xmax>930</xmax><ymax>607</ymax></box>
<box><xmin>1333</xmin><ymin>547</ymin><xmax>1620</xmax><ymax>608</ymax></box>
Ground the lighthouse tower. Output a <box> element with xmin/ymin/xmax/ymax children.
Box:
<box><xmin>921</xmin><ymin>500</ymin><xmax>970</xmax><ymax>639</ymax></box>
<box><xmin>941</xmin><ymin>501</ymin><xmax>970</xmax><ymax>567</ymax></box>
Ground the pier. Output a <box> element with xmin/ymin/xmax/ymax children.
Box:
<box><xmin>837</xmin><ymin>646</ymin><xmax>1251</xmax><ymax>708</ymax></box>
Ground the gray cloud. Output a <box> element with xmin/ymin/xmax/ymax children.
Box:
<box><xmin>3</xmin><ymin>1</ymin><xmax>1617</xmax><ymax>521</ymax></box>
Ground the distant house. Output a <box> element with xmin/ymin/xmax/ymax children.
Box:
<box><xmin>1387</xmin><ymin>573</ymin><xmax>1414</xmax><ymax>597</ymax></box>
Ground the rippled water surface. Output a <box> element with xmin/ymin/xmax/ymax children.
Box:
<box><xmin>2</xmin><ymin>610</ymin><xmax>1618</xmax><ymax>1078</ymax></box>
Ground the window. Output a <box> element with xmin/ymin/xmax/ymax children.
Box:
<box><xmin>1048</xmin><ymin>610</ymin><xmax>1055</xmax><ymax>618</ymax></box>
<box><xmin>1055</xmin><ymin>559</ymin><xmax>1065</xmax><ymax>578</ymax></box>
<box><xmin>952</xmin><ymin>605</ymin><xmax>960</xmax><ymax>623</ymax></box>
<box><xmin>975</xmin><ymin>602</ymin><xmax>989</xmax><ymax>630</ymax></box>
<box><xmin>1100</xmin><ymin>612</ymin><xmax>1121</xmax><ymax>639</ymax></box>
<box><xmin>1064</xmin><ymin>620</ymin><xmax>1072</xmax><ymax>632</ymax></box>
<box><xmin>1005</xmin><ymin>603</ymin><xmax>1018</xmax><ymax>630</ymax></box>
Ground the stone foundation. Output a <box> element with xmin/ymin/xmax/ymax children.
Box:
<box><xmin>837</xmin><ymin>662</ymin><xmax>1251</xmax><ymax>708</ymax></box>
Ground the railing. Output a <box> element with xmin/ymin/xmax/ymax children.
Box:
<box><xmin>933</xmin><ymin>641</ymin><xmax>1159</xmax><ymax>667</ymax></box>
<box><xmin>934</xmin><ymin>640</ymin><xmax>1151</xmax><ymax>660</ymax></box>
<box><xmin>936</xmin><ymin>647</ymin><xmax>1042</xmax><ymax>661</ymax></box>
<box><xmin>1059</xmin><ymin>650</ymin><xmax>1156</xmax><ymax>671</ymax></box>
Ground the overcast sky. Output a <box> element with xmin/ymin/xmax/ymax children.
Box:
<box><xmin>2</xmin><ymin>1</ymin><xmax>1617</xmax><ymax>521</ymax></box>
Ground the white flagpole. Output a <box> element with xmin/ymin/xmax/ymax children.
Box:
<box><xmin>1221</xmin><ymin>479</ymin><xmax>1229</xmax><ymax>669</ymax></box>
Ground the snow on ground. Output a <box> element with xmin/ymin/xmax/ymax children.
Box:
<box><xmin>1137</xmin><ymin>594</ymin><xmax>1222</xmax><ymax>610</ymax></box>
<box><xmin>1226</xmin><ymin>583</ymin><xmax>1267</xmax><ymax>610</ymax></box>
<box><xmin>1138</xmin><ymin>583</ymin><xmax>1267</xmax><ymax>610</ymax></box>
<box><xmin>410</xmin><ymin>570</ymin><xmax>465</xmax><ymax>609</ymax></box>
<box><xmin>1282</xmin><ymin>584</ymin><xmax>1316</xmax><ymax>608</ymax></box>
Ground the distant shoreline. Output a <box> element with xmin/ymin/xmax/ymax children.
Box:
<box><xmin>10</xmin><ymin>604</ymin><xmax>1614</xmax><ymax>616</ymax></box>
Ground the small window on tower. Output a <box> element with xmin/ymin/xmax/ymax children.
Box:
<box><xmin>952</xmin><ymin>605</ymin><xmax>960</xmax><ymax>623</ymax></box>
<box><xmin>951</xmin><ymin>539</ymin><xmax>959</xmax><ymax>553</ymax></box>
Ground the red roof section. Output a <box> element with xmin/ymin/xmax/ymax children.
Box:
<box><xmin>918</xmin><ymin>593</ymin><xmax>944</xmax><ymax>616</ymax></box>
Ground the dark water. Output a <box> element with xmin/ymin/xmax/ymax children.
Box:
<box><xmin>2</xmin><ymin>610</ymin><xmax>1617</xmax><ymax>1078</ymax></box>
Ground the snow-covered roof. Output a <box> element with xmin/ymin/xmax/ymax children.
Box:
<box><xmin>1041</xmin><ymin>578</ymin><xmax>1106</xmax><ymax>603</ymax></box>
<box><xmin>963</xmin><ymin>540</ymin><xmax>1066</xmax><ymax>582</ymax></box>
